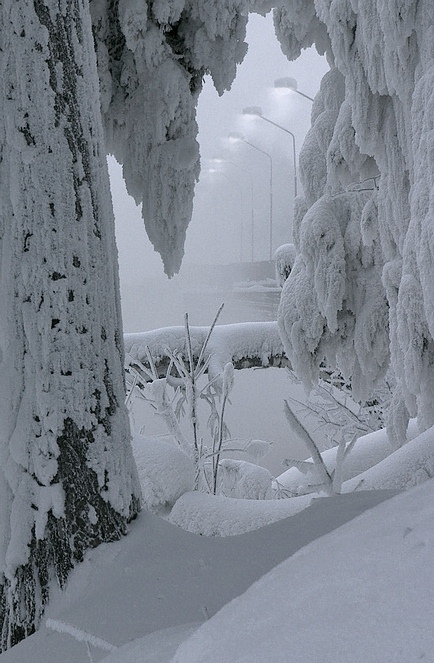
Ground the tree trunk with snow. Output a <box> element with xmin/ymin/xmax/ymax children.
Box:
<box><xmin>0</xmin><ymin>0</ymin><xmax>140</xmax><ymax>650</ymax></box>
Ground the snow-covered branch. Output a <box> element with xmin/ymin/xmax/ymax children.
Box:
<box><xmin>275</xmin><ymin>0</ymin><xmax>434</xmax><ymax>445</ymax></box>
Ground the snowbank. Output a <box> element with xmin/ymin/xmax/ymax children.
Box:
<box><xmin>168</xmin><ymin>491</ymin><xmax>313</xmax><ymax>536</ymax></box>
<box><xmin>125</xmin><ymin>321</ymin><xmax>285</xmax><ymax>380</ymax></box>
<box><xmin>131</xmin><ymin>435</ymin><xmax>195</xmax><ymax>513</ymax></box>
<box><xmin>342</xmin><ymin>424</ymin><xmax>434</xmax><ymax>492</ymax></box>
<box><xmin>276</xmin><ymin>419</ymin><xmax>420</xmax><ymax>494</ymax></box>
<box><xmin>172</xmin><ymin>479</ymin><xmax>434</xmax><ymax>663</ymax></box>
<box><xmin>0</xmin><ymin>491</ymin><xmax>397</xmax><ymax>663</ymax></box>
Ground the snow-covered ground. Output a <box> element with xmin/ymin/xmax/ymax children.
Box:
<box><xmin>2</xmin><ymin>423</ymin><xmax>434</xmax><ymax>663</ymax></box>
<box><xmin>172</xmin><ymin>478</ymin><xmax>434</xmax><ymax>663</ymax></box>
<box><xmin>0</xmin><ymin>489</ymin><xmax>398</xmax><ymax>663</ymax></box>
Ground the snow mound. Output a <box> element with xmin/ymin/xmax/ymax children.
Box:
<box><xmin>343</xmin><ymin>424</ymin><xmax>434</xmax><ymax>492</ymax></box>
<box><xmin>101</xmin><ymin>623</ymin><xmax>200</xmax><ymax>663</ymax></box>
<box><xmin>219</xmin><ymin>459</ymin><xmax>273</xmax><ymax>500</ymax></box>
<box><xmin>172</xmin><ymin>479</ymin><xmax>434</xmax><ymax>663</ymax></box>
<box><xmin>132</xmin><ymin>435</ymin><xmax>195</xmax><ymax>513</ymax></box>
<box><xmin>168</xmin><ymin>491</ymin><xmax>313</xmax><ymax>536</ymax></box>
<box><xmin>276</xmin><ymin>419</ymin><xmax>420</xmax><ymax>495</ymax></box>
<box><xmin>0</xmin><ymin>490</ymin><xmax>398</xmax><ymax>663</ymax></box>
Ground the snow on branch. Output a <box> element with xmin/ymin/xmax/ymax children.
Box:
<box><xmin>275</xmin><ymin>0</ymin><xmax>434</xmax><ymax>442</ymax></box>
<box><xmin>92</xmin><ymin>0</ymin><xmax>250</xmax><ymax>275</ymax></box>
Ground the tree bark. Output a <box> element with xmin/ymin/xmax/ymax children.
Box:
<box><xmin>0</xmin><ymin>0</ymin><xmax>140</xmax><ymax>650</ymax></box>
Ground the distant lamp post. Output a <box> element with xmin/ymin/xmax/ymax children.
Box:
<box><xmin>211</xmin><ymin>158</ymin><xmax>255</xmax><ymax>262</ymax></box>
<box><xmin>207</xmin><ymin>167</ymin><xmax>244</xmax><ymax>263</ymax></box>
<box><xmin>228</xmin><ymin>132</ymin><xmax>274</xmax><ymax>262</ymax></box>
<box><xmin>242</xmin><ymin>106</ymin><xmax>298</xmax><ymax>201</ymax></box>
<box><xmin>274</xmin><ymin>77</ymin><xmax>314</xmax><ymax>102</ymax></box>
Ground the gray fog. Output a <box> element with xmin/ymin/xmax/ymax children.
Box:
<box><xmin>111</xmin><ymin>12</ymin><xmax>328</xmax><ymax>333</ymax></box>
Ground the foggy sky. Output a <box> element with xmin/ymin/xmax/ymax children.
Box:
<box><xmin>111</xmin><ymin>12</ymin><xmax>328</xmax><ymax>331</ymax></box>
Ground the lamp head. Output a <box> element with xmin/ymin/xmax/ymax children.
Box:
<box><xmin>274</xmin><ymin>77</ymin><xmax>297</xmax><ymax>93</ymax></box>
<box><xmin>228</xmin><ymin>132</ymin><xmax>244</xmax><ymax>143</ymax></box>
<box><xmin>242</xmin><ymin>106</ymin><xmax>263</xmax><ymax>117</ymax></box>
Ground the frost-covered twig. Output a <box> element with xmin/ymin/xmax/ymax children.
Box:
<box><xmin>332</xmin><ymin>431</ymin><xmax>359</xmax><ymax>493</ymax></box>
<box><xmin>195</xmin><ymin>303</ymin><xmax>224</xmax><ymax>372</ymax></box>
<box><xmin>212</xmin><ymin>363</ymin><xmax>234</xmax><ymax>494</ymax></box>
<box><xmin>285</xmin><ymin>367</ymin><xmax>389</xmax><ymax>449</ymax></box>
<box><xmin>46</xmin><ymin>619</ymin><xmax>117</xmax><ymax>653</ymax></box>
<box><xmin>283</xmin><ymin>397</ymin><xmax>363</xmax><ymax>496</ymax></box>
<box><xmin>284</xmin><ymin>399</ymin><xmax>334</xmax><ymax>495</ymax></box>
<box><xmin>127</xmin><ymin>309</ymin><xmax>277</xmax><ymax>497</ymax></box>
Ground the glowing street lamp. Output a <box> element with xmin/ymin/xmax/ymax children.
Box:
<box><xmin>228</xmin><ymin>132</ymin><xmax>274</xmax><ymax>261</ymax></box>
<box><xmin>274</xmin><ymin>77</ymin><xmax>314</xmax><ymax>102</ymax></box>
<box><xmin>242</xmin><ymin>106</ymin><xmax>298</xmax><ymax>200</ymax></box>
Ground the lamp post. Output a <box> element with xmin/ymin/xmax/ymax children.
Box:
<box><xmin>274</xmin><ymin>77</ymin><xmax>314</xmax><ymax>102</ymax></box>
<box><xmin>242</xmin><ymin>106</ymin><xmax>298</xmax><ymax>201</ymax></box>
<box><xmin>207</xmin><ymin>167</ymin><xmax>244</xmax><ymax>263</ymax></box>
<box><xmin>211</xmin><ymin>158</ymin><xmax>255</xmax><ymax>262</ymax></box>
<box><xmin>228</xmin><ymin>132</ymin><xmax>274</xmax><ymax>262</ymax></box>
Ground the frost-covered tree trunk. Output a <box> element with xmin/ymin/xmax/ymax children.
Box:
<box><xmin>0</xmin><ymin>0</ymin><xmax>140</xmax><ymax>650</ymax></box>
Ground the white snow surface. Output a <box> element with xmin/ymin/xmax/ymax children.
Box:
<box><xmin>172</xmin><ymin>478</ymin><xmax>434</xmax><ymax>663</ymax></box>
<box><xmin>277</xmin><ymin>418</ymin><xmax>420</xmax><ymax>495</ymax></box>
<box><xmin>0</xmin><ymin>488</ymin><xmax>398</xmax><ymax>663</ymax></box>
<box><xmin>131</xmin><ymin>434</ymin><xmax>195</xmax><ymax>514</ymax></box>
<box><xmin>4</xmin><ymin>425</ymin><xmax>434</xmax><ymax>662</ymax></box>
<box><xmin>167</xmin><ymin>490</ymin><xmax>313</xmax><ymax>536</ymax></box>
<box><xmin>342</xmin><ymin>424</ymin><xmax>434</xmax><ymax>492</ymax></box>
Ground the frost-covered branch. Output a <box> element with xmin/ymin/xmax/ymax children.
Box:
<box><xmin>275</xmin><ymin>0</ymin><xmax>434</xmax><ymax>445</ymax></box>
<box><xmin>284</xmin><ymin>400</ymin><xmax>334</xmax><ymax>495</ymax></box>
<box><xmin>92</xmin><ymin>0</ymin><xmax>251</xmax><ymax>276</ymax></box>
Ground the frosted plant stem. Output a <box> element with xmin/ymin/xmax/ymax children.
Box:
<box><xmin>46</xmin><ymin>619</ymin><xmax>117</xmax><ymax>653</ymax></box>
<box><xmin>284</xmin><ymin>400</ymin><xmax>333</xmax><ymax>494</ymax></box>
<box><xmin>195</xmin><ymin>303</ymin><xmax>224</xmax><ymax>371</ymax></box>
<box><xmin>124</xmin><ymin>373</ymin><xmax>138</xmax><ymax>409</ymax></box>
<box><xmin>213</xmin><ymin>391</ymin><xmax>229</xmax><ymax>495</ymax></box>
<box><xmin>184</xmin><ymin>314</ymin><xmax>201</xmax><ymax>488</ymax></box>
<box><xmin>86</xmin><ymin>641</ymin><xmax>95</xmax><ymax>663</ymax></box>
<box><xmin>332</xmin><ymin>437</ymin><xmax>346</xmax><ymax>494</ymax></box>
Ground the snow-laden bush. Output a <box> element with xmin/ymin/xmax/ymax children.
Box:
<box><xmin>274</xmin><ymin>243</ymin><xmax>296</xmax><ymax>287</ymax></box>
<box><xmin>126</xmin><ymin>309</ymin><xmax>272</xmax><ymax>497</ymax></box>
<box><xmin>218</xmin><ymin>459</ymin><xmax>273</xmax><ymax>500</ymax></box>
<box><xmin>132</xmin><ymin>435</ymin><xmax>195</xmax><ymax>514</ymax></box>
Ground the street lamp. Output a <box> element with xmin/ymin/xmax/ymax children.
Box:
<box><xmin>211</xmin><ymin>159</ymin><xmax>255</xmax><ymax>262</ymax></box>
<box><xmin>228</xmin><ymin>132</ymin><xmax>274</xmax><ymax>262</ymax></box>
<box><xmin>242</xmin><ymin>106</ymin><xmax>298</xmax><ymax>200</ymax></box>
<box><xmin>274</xmin><ymin>77</ymin><xmax>314</xmax><ymax>102</ymax></box>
